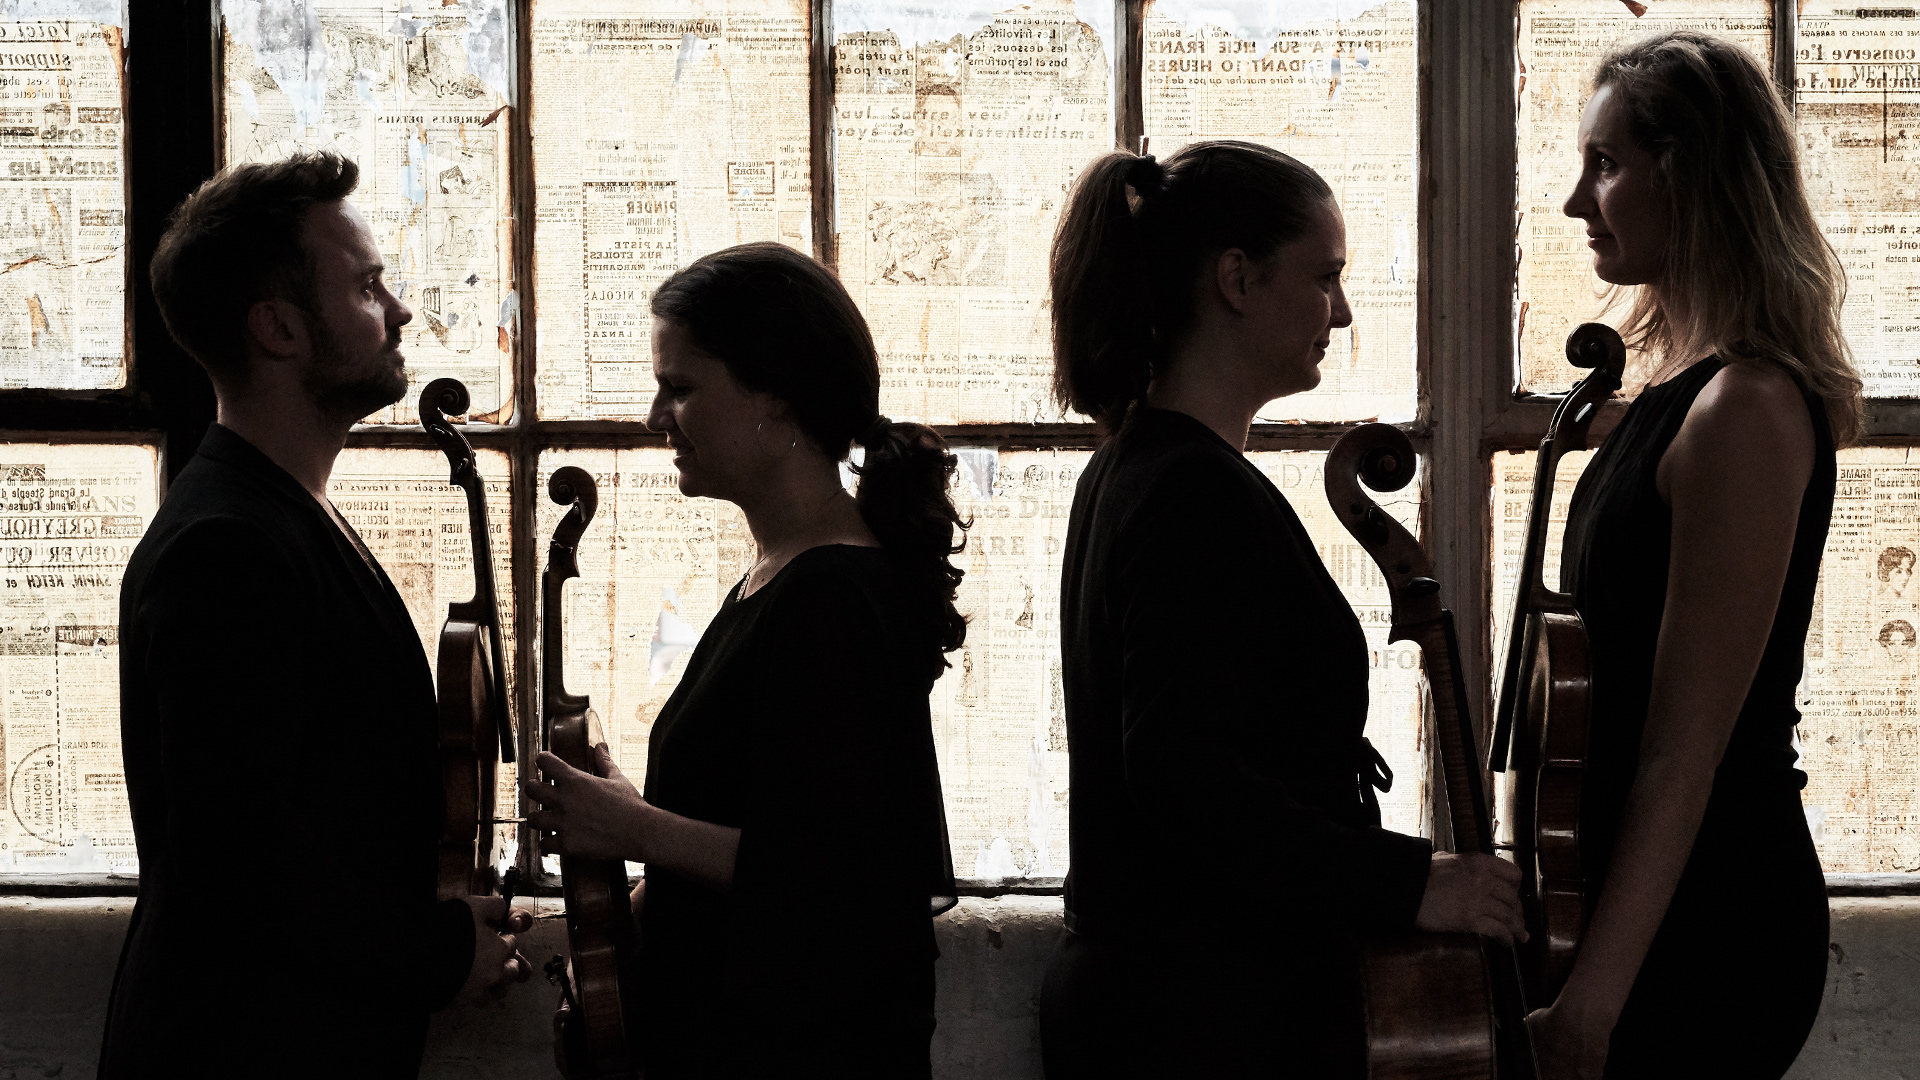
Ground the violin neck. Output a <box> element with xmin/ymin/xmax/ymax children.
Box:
<box><xmin>460</xmin><ymin>471</ymin><xmax>500</xmax><ymax>617</ymax></box>
<box><xmin>541</xmin><ymin>547</ymin><xmax>587</xmax><ymax>740</ymax></box>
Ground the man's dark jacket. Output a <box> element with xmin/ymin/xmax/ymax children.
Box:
<box><xmin>100</xmin><ymin>423</ymin><xmax>472</xmax><ymax>1078</ymax></box>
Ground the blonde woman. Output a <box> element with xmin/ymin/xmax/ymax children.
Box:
<box><xmin>1529</xmin><ymin>31</ymin><xmax>1861</xmax><ymax>1080</ymax></box>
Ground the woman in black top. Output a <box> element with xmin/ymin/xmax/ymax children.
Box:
<box><xmin>1038</xmin><ymin>141</ymin><xmax>1526</xmax><ymax>1077</ymax></box>
<box><xmin>1527</xmin><ymin>33</ymin><xmax>1863</xmax><ymax>1080</ymax></box>
<box><xmin>522</xmin><ymin>243</ymin><xmax>965</xmax><ymax>1078</ymax></box>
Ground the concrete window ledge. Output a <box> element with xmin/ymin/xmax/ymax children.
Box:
<box><xmin>0</xmin><ymin>892</ymin><xmax>1912</xmax><ymax>1078</ymax></box>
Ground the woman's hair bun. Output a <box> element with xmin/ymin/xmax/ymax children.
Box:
<box><xmin>1126</xmin><ymin>154</ymin><xmax>1166</xmax><ymax>197</ymax></box>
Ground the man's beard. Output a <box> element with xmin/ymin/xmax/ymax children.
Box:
<box><xmin>302</xmin><ymin>318</ymin><xmax>409</xmax><ymax>422</ymax></box>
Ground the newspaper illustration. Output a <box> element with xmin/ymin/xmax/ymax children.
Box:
<box><xmin>222</xmin><ymin>0</ymin><xmax>515</xmax><ymax>425</ymax></box>
<box><xmin>0</xmin><ymin>443</ymin><xmax>155</xmax><ymax>873</ymax></box>
<box><xmin>531</xmin><ymin>1</ymin><xmax>812</xmax><ymax>420</ymax></box>
<box><xmin>1142</xmin><ymin>0</ymin><xmax>1417</xmax><ymax>423</ymax></box>
<box><xmin>0</xmin><ymin>13</ymin><xmax>127</xmax><ymax>390</ymax></box>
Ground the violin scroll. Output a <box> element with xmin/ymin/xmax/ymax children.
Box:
<box><xmin>548</xmin><ymin>466</ymin><xmax>599</xmax><ymax>545</ymax></box>
<box><xmin>1565</xmin><ymin>322</ymin><xmax>1625</xmax><ymax>371</ymax></box>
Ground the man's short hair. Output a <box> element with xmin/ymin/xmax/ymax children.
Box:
<box><xmin>149</xmin><ymin>153</ymin><xmax>360</xmax><ymax>384</ymax></box>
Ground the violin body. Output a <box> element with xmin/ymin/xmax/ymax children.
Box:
<box><xmin>1489</xmin><ymin>324</ymin><xmax>1625</xmax><ymax>1002</ymax></box>
<box><xmin>541</xmin><ymin>466</ymin><xmax>641</xmax><ymax>1080</ymax></box>
<box><xmin>421</xmin><ymin>379</ymin><xmax>515</xmax><ymax>901</ymax></box>
<box><xmin>1326</xmin><ymin>425</ymin><xmax>1535</xmax><ymax>1080</ymax></box>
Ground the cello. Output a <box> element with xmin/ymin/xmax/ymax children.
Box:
<box><xmin>540</xmin><ymin>466</ymin><xmax>641</xmax><ymax>1079</ymax></box>
<box><xmin>420</xmin><ymin>378</ymin><xmax>515</xmax><ymax>901</ymax></box>
<box><xmin>1325</xmin><ymin>424</ymin><xmax>1537</xmax><ymax>1080</ymax></box>
<box><xmin>1487</xmin><ymin>323</ymin><xmax>1626</xmax><ymax>1001</ymax></box>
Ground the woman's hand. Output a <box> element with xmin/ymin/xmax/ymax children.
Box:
<box><xmin>522</xmin><ymin>743</ymin><xmax>650</xmax><ymax>863</ymax></box>
<box><xmin>1526</xmin><ymin>997</ymin><xmax>1615</xmax><ymax>1080</ymax></box>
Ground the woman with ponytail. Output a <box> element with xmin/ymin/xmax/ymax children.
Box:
<box><xmin>523</xmin><ymin>242</ymin><xmax>964</xmax><ymax>1078</ymax></box>
<box><xmin>1041</xmin><ymin>142</ymin><xmax>1526</xmax><ymax>1077</ymax></box>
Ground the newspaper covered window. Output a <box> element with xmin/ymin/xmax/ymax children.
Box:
<box><xmin>535</xmin><ymin>448</ymin><xmax>1426</xmax><ymax>879</ymax></box>
<box><xmin>1140</xmin><ymin>0</ymin><xmax>1417</xmax><ymax>424</ymax></box>
<box><xmin>832</xmin><ymin>1</ymin><xmax>1112</xmax><ymax>425</ymax></box>
<box><xmin>0</xmin><ymin>9</ymin><xmax>127</xmax><ymax>391</ymax></box>
<box><xmin>1514</xmin><ymin>0</ymin><xmax>1771</xmax><ymax>394</ymax></box>
<box><xmin>0</xmin><ymin>443</ymin><xmax>156</xmax><ymax>874</ymax></box>
<box><xmin>1492</xmin><ymin>447</ymin><xmax>1920</xmax><ymax>874</ymax></box>
<box><xmin>1796</xmin><ymin>7</ymin><xmax>1920</xmax><ymax>400</ymax></box>
<box><xmin>220</xmin><ymin>0</ymin><xmax>517</xmax><ymax>425</ymax></box>
<box><xmin>327</xmin><ymin>447</ymin><xmax>520</xmax><ymax>867</ymax></box>
<box><xmin>530</xmin><ymin>0</ymin><xmax>813</xmax><ymax>421</ymax></box>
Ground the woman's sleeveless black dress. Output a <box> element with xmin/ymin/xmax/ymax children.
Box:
<box><xmin>1561</xmin><ymin>357</ymin><xmax>1831</xmax><ymax>1079</ymax></box>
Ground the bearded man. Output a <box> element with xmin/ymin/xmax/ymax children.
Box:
<box><xmin>101</xmin><ymin>153</ymin><xmax>529</xmax><ymax>1077</ymax></box>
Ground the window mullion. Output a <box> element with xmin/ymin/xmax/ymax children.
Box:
<box><xmin>1420</xmin><ymin>0</ymin><xmax>1516</xmax><ymax>845</ymax></box>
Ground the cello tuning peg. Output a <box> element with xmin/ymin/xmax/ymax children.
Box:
<box><xmin>1405</xmin><ymin>576</ymin><xmax>1441</xmax><ymax>597</ymax></box>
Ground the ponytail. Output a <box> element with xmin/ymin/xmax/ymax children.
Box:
<box><xmin>853</xmin><ymin>417</ymin><xmax>969</xmax><ymax>673</ymax></box>
<box><xmin>1049</xmin><ymin>142</ymin><xmax>1336</xmax><ymax>430</ymax></box>
<box><xmin>651</xmin><ymin>244</ymin><xmax>969</xmax><ymax>678</ymax></box>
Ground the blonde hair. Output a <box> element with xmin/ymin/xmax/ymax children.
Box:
<box><xmin>1594</xmin><ymin>30</ymin><xmax>1864</xmax><ymax>445</ymax></box>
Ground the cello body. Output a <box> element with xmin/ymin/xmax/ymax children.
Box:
<box><xmin>541</xmin><ymin>466</ymin><xmax>642</xmax><ymax>1080</ymax></box>
<box><xmin>1326</xmin><ymin>425</ymin><xmax>1536</xmax><ymax>1080</ymax></box>
<box><xmin>421</xmin><ymin>378</ymin><xmax>515</xmax><ymax>901</ymax></box>
<box><xmin>1488</xmin><ymin>323</ymin><xmax>1626</xmax><ymax>1001</ymax></box>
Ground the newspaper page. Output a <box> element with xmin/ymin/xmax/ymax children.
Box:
<box><xmin>0</xmin><ymin>9</ymin><xmax>126</xmax><ymax>390</ymax></box>
<box><xmin>1515</xmin><ymin>1</ymin><xmax>1771</xmax><ymax>393</ymax></box>
<box><xmin>530</xmin><ymin>1</ymin><xmax>812</xmax><ymax>420</ymax></box>
<box><xmin>1141</xmin><ymin>1</ymin><xmax>1416</xmax><ymax>424</ymax></box>
<box><xmin>0</xmin><ymin>442</ymin><xmax>154</xmax><ymax>873</ymax></box>
<box><xmin>833</xmin><ymin>1</ymin><xmax>1110</xmax><ymax>424</ymax></box>
<box><xmin>1796</xmin><ymin>7</ymin><xmax>1920</xmax><ymax>399</ymax></box>
<box><xmin>327</xmin><ymin>446</ymin><xmax>518</xmax><ymax>857</ymax></box>
<box><xmin>221</xmin><ymin>0</ymin><xmax>516</xmax><ymax>425</ymax></box>
<box><xmin>1797</xmin><ymin>447</ymin><xmax>1920</xmax><ymax>873</ymax></box>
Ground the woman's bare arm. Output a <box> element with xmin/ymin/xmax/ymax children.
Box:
<box><xmin>524</xmin><ymin>744</ymin><xmax>741</xmax><ymax>894</ymax></box>
<box><xmin>1530</xmin><ymin>363</ymin><xmax>1815</xmax><ymax>1076</ymax></box>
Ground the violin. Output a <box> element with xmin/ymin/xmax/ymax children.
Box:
<box><xmin>420</xmin><ymin>378</ymin><xmax>515</xmax><ymax>901</ymax></box>
<box><xmin>1326</xmin><ymin>424</ymin><xmax>1537</xmax><ymax>1079</ymax></box>
<box><xmin>1488</xmin><ymin>323</ymin><xmax>1626</xmax><ymax>1001</ymax></box>
<box><xmin>540</xmin><ymin>466</ymin><xmax>641</xmax><ymax>1079</ymax></box>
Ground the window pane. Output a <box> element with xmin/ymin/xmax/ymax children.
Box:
<box><xmin>222</xmin><ymin>2</ymin><xmax>516</xmax><ymax>425</ymax></box>
<box><xmin>1797</xmin><ymin>8</ymin><xmax>1920</xmax><ymax>399</ymax></box>
<box><xmin>1515</xmin><ymin>0</ymin><xmax>1771</xmax><ymax>394</ymax></box>
<box><xmin>531</xmin><ymin>1</ymin><xmax>812</xmax><ymax>420</ymax></box>
<box><xmin>533</xmin><ymin>448</ymin><xmax>752</xmax><ymax>797</ymax></box>
<box><xmin>0</xmin><ymin>15</ymin><xmax>127</xmax><ymax>390</ymax></box>
<box><xmin>0</xmin><ymin>443</ymin><xmax>156</xmax><ymax>872</ymax></box>
<box><xmin>1489</xmin><ymin>447</ymin><xmax>1593</xmax><ymax>703</ymax></box>
<box><xmin>1260</xmin><ymin>451</ymin><xmax>1426</xmax><ymax>838</ymax></box>
<box><xmin>833</xmin><ymin>3</ymin><xmax>1112</xmax><ymax>424</ymax></box>
<box><xmin>1799</xmin><ymin>448</ymin><xmax>1920</xmax><ymax>873</ymax></box>
<box><xmin>1493</xmin><ymin>446</ymin><xmax>1920</xmax><ymax>874</ymax></box>
<box><xmin>1141</xmin><ymin>1</ymin><xmax>1417</xmax><ymax>423</ymax></box>
<box><xmin>328</xmin><ymin>446</ymin><xmax>518</xmax><ymax>857</ymax></box>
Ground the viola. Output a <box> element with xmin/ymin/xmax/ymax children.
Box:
<box><xmin>420</xmin><ymin>378</ymin><xmax>515</xmax><ymax>901</ymax></box>
<box><xmin>1326</xmin><ymin>424</ymin><xmax>1537</xmax><ymax>1079</ymax></box>
<box><xmin>1488</xmin><ymin>323</ymin><xmax>1626</xmax><ymax>1001</ymax></box>
<box><xmin>540</xmin><ymin>466</ymin><xmax>641</xmax><ymax>1079</ymax></box>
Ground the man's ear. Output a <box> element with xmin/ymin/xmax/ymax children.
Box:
<box><xmin>1212</xmin><ymin>248</ymin><xmax>1254</xmax><ymax>316</ymax></box>
<box><xmin>244</xmin><ymin>298</ymin><xmax>311</xmax><ymax>363</ymax></box>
